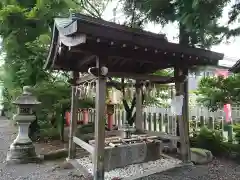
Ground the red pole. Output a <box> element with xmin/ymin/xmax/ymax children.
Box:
<box><xmin>83</xmin><ymin>109</ymin><xmax>89</xmax><ymax>124</ymax></box>
<box><xmin>107</xmin><ymin>113</ymin><xmax>113</xmax><ymax>130</ymax></box>
<box><xmin>65</xmin><ymin>111</ymin><xmax>71</xmax><ymax>126</ymax></box>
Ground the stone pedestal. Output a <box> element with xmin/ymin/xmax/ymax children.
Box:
<box><xmin>6</xmin><ymin>86</ymin><xmax>41</xmax><ymax>164</ymax></box>
<box><xmin>6</xmin><ymin>116</ymin><xmax>39</xmax><ymax>164</ymax></box>
<box><xmin>7</xmin><ymin>143</ymin><xmax>38</xmax><ymax>164</ymax></box>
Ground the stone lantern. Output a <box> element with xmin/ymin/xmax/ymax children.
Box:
<box><xmin>6</xmin><ymin>86</ymin><xmax>41</xmax><ymax>164</ymax></box>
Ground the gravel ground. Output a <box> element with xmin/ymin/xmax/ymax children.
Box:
<box><xmin>1</xmin><ymin>117</ymin><xmax>240</xmax><ymax>180</ymax></box>
<box><xmin>137</xmin><ymin>158</ymin><xmax>240</xmax><ymax>180</ymax></box>
<box><xmin>0</xmin><ymin>117</ymin><xmax>86</xmax><ymax>180</ymax></box>
<box><xmin>77</xmin><ymin>156</ymin><xmax>181</xmax><ymax>179</ymax></box>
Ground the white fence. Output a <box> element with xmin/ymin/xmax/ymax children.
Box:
<box><xmin>72</xmin><ymin>106</ymin><xmax>240</xmax><ymax>136</ymax></box>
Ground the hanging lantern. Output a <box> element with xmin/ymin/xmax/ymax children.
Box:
<box><xmin>145</xmin><ymin>82</ymin><xmax>151</xmax><ymax>102</ymax></box>
<box><xmin>92</xmin><ymin>83</ymin><xmax>96</xmax><ymax>96</ymax></box>
<box><xmin>84</xmin><ymin>83</ymin><xmax>88</xmax><ymax>99</ymax></box>
<box><xmin>142</xmin><ymin>82</ymin><xmax>146</xmax><ymax>94</ymax></box>
<box><xmin>129</xmin><ymin>80</ymin><xmax>134</xmax><ymax>99</ymax></box>
<box><xmin>126</xmin><ymin>86</ymin><xmax>131</xmax><ymax>99</ymax></box>
<box><xmin>86</xmin><ymin>82</ymin><xmax>91</xmax><ymax>98</ymax></box>
<box><xmin>151</xmin><ymin>84</ymin><xmax>157</xmax><ymax>97</ymax></box>
<box><xmin>112</xmin><ymin>89</ymin><xmax>121</xmax><ymax>104</ymax></box>
<box><xmin>88</xmin><ymin>82</ymin><xmax>94</xmax><ymax>99</ymax></box>
<box><xmin>79</xmin><ymin>85</ymin><xmax>84</xmax><ymax>99</ymax></box>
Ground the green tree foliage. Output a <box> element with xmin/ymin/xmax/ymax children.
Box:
<box><xmin>73</xmin><ymin>0</ymin><xmax>112</xmax><ymax>18</ymax></box>
<box><xmin>0</xmin><ymin>0</ymin><xmax>80</xmax><ymax>87</ymax></box>
<box><xmin>228</xmin><ymin>0</ymin><xmax>240</xmax><ymax>37</ymax></box>
<box><xmin>0</xmin><ymin>0</ymin><xmax>85</xmax><ymax>140</ymax></box>
<box><xmin>192</xmin><ymin>0</ymin><xmax>240</xmax><ymax>112</ymax></box>
<box><xmin>122</xmin><ymin>0</ymin><xmax>229</xmax><ymax>48</ymax></box>
<box><xmin>195</xmin><ymin>74</ymin><xmax>240</xmax><ymax>111</ymax></box>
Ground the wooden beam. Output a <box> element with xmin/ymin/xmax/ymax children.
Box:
<box><xmin>77</xmin><ymin>55</ymin><xmax>96</xmax><ymax>67</ymax></box>
<box><xmin>68</xmin><ymin>71</ymin><xmax>79</xmax><ymax>159</ymax></box>
<box><xmin>144</xmin><ymin>130</ymin><xmax>180</xmax><ymax>141</ymax></box>
<box><xmin>182</xmin><ymin>68</ymin><xmax>191</xmax><ymax>163</ymax></box>
<box><xmin>73</xmin><ymin>136</ymin><xmax>94</xmax><ymax>154</ymax></box>
<box><xmin>174</xmin><ymin>67</ymin><xmax>191</xmax><ymax>163</ymax></box>
<box><xmin>75</xmin><ymin>73</ymin><xmax>186</xmax><ymax>86</ymax></box>
<box><xmin>107</xmin><ymin>72</ymin><xmax>186</xmax><ymax>83</ymax></box>
<box><xmin>108</xmin><ymin>56</ymin><xmax>154</xmax><ymax>64</ymax></box>
<box><xmin>107</xmin><ymin>72</ymin><xmax>170</xmax><ymax>81</ymax></box>
<box><xmin>135</xmin><ymin>81</ymin><xmax>143</xmax><ymax>130</ymax></box>
<box><xmin>93</xmin><ymin>59</ymin><xmax>107</xmax><ymax>180</ymax></box>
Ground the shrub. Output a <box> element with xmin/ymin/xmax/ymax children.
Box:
<box><xmin>39</xmin><ymin>127</ymin><xmax>59</xmax><ymax>141</ymax></box>
<box><xmin>191</xmin><ymin>127</ymin><xmax>228</xmax><ymax>156</ymax></box>
<box><xmin>232</xmin><ymin>123</ymin><xmax>240</xmax><ymax>143</ymax></box>
<box><xmin>232</xmin><ymin>123</ymin><xmax>240</xmax><ymax>132</ymax></box>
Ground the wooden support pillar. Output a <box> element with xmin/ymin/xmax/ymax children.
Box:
<box><xmin>174</xmin><ymin>67</ymin><xmax>191</xmax><ymax>163</ymax></box>
<box><xmin>182</xmin><ymin>68</ymin><xmax>191</xmax><ymax>163</ymax></box>
<box><xmin>93</xmin><ymin>59</ymin><xmax>107</xmax><ymax>180</ymax></box>
<box><xmin>68</xmin><ymin>71</ymin><xmax>79</xmax><ymax>159</ymax></box>
<box><xmin>135</xmin><ymin>81</ymin><xmax>143</xmax><ymax>130</ymax></box>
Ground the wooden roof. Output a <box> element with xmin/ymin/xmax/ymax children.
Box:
<box><xmin>45</xmin><ymin>13</ymin><xmax>224</xmax><ymax>74</ymax></box>
<box><xmin>229</xmin><ymin>59</ymin><xmax>240</xmax><ymax>73</ymax></box>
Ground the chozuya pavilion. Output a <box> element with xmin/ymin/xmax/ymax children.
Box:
<box><xmin>45</xmin><ymin>13</ymin><xmax>224</xmax><ymax>180</ymax></box>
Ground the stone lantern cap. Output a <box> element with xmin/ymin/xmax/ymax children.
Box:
<box><xmin>13</xmin><ymin>86</ymin><xmax>41</xmax><ymax>106</ymax></box>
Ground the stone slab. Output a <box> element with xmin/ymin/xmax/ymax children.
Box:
<box><xmin>91</xmin><ymin>141</ymin><xmax>162</xmax><ymax>171</ymax></box>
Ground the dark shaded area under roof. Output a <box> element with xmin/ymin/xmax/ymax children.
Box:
<box><xmin>229</xmin><ymin>59</ymin><xmax>240</xmax><ymax>73</ymax></box>
<box><xmin>45</xmin><ymin>13</ymin><xmax>224</xmax><ymax>74</ymax></box>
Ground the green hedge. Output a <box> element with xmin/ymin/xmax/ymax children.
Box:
<box><xmin>190</xmin><ymin>127</ymin><xmax>240</xmax><ymax>160</ymax></box>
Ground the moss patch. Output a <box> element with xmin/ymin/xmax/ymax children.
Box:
<box><xmin>191</xmin><ymin>148</ymin><xmax>208</xmax><ymax>157</ymax></box>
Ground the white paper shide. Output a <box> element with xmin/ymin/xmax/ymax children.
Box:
<box><xmin>170</xmin><ymin>95</ymin><xmax>184</xmax><ymax>115</ymax></box>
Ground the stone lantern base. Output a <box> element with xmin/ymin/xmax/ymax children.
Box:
<box><xmin>6</xmin><ymin>142</ymin><xmax>41</xmax><ymax>164</ymax></box>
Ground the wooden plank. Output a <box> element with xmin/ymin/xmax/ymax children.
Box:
<box><xmin>73</xmin><ymin>136</ymin><xmax>94</xmax><ymax>154</ymax></box>
<box><xmin>89</xmin><ymin>136</ymin><xmax>121</xmax><ymax>145</ymax></box>
<box><xmin>93</xmin><ymin>60</ymin><xmax>107</xmax><ymax>180</ymax></box>
<box><xmin>143</xmin><ymin>130</ymin><xmax>180</xmax><ymax>141</ymax></box>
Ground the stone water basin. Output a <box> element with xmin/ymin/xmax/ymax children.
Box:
<box><xmin>89</xmin><ymin>135</ymin><xmax>162</xmax><ymax>171</ymax></box>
